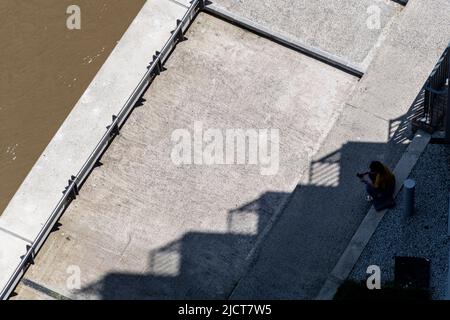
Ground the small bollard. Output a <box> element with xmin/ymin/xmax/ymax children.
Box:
<box><xmin>404</xmin><ymin>179</ymin><xmax>416</xmax><ymax>217</ymax></box>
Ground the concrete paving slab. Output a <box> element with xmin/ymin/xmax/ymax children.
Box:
<box><xmin>0</xmin><ymin>231</ymin><xmax>28</xmax><ymax>294</ymax></box>
<box><xmin>204</xmin><ymin>3</ymin><xmax>365</xmax><ymax>77</ymax></box>
<box><xmin>15</xmin><ymin>13</ymin><xmax>357</xmax><ymax>299</ymax></box>
<box><xmin>11</xmin><ymin>283</ymin><xmax>56</xmax><ymax>300</ymax></box>
<box><xmin>167</xmin><ymin>0</ymin><xmax>192</xmax><ymax>8</ymax></box>
<box><xmin>211</xmin><ymin>0</ymin><xmax>403</xmax><ymax>69</ymax></box>
<box><xmin>0</xmin><ymin>0</ymin><xmax>188</xmax><ymax>296</ymax></box>
<box><xmin>349</xmin><ymin>0</ymin><xmax>450</xmax><ymax>121</ymax></box>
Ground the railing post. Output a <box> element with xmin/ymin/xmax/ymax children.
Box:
<box><xmin>63</xmin><ymin>175</ymin><xmax>79</xmax><ymax>200</ymax></box>
<box><xmin>154</xmin><ymin>52</ymin><xmax>163</xmax><ymax>76</ymax></box>
<box><xmin>175</xmin><ymin>19</ymin><xmax>185</xmax><ymax>43</ymax></box>
<box><xmin>111</xmin><ymin>115</ymin><xmax>120</xmax><ymax>136</ymax></box>
<box><xmin>25</xmin><ymin>245</ymin><xmax>35</xmax><ymax>265</ymax></box>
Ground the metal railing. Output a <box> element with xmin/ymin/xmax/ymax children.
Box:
<box><xmin>412</xmin><ymin>44</ymin><xmax>450</xmax><ymax>138</ymax></box>
<box><xmin>203</xmin><ymin>3</ymin><xmax>364</xmax><ymax>78</ymax></box>
<box><xmin>0</xmin><ymin>0</ymin><xmax>203</xmax><ymax>300</ymax></box>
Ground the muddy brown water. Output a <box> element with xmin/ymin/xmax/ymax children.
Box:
<box><xmin>0</xmin><ymin>0</ymin><xmax>146</xmax><ymax>214</ymax></box>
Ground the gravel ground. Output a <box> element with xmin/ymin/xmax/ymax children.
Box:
<box><xmin>349</xmin><ymin>143</ymin><xmax>450</xmax><ymax>299</ymax></box>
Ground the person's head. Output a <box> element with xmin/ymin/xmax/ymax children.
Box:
<box><xmin>369</xmin><ymin>161</ymin><xmax>384</xmax><ymax>174</ymax></box>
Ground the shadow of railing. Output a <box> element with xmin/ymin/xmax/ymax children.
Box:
<box><xmin>73</xmin><ymin>50</ymin><xmax>445</xmax><ymax>298</ymax></box>
<box><xmin>76</xmin><ymin>105</ymin><xmax>416</xmax><ymax>299</ymax></box>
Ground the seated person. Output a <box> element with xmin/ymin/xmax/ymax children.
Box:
<box><xmin>357</xmin><ymin>161</ymin><xmax>396</xmax><ymax>210</ymax></box>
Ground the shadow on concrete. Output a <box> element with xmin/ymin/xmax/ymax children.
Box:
<box><xmin>134</xmin><ymin>97</ymin><xmax>147</xmax><ymax>108</ymax></box>
<box><xmin>76</xmin><ymin>102</ymin><xmax>417</xmax><ymax>300</ymax></box>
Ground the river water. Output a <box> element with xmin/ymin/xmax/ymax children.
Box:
<box><xmin>0</xmin><ymin>0</ymin><xmax>145</xmax><ymax>213</ymax></box>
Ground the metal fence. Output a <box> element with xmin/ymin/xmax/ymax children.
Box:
<box><xmin>0</xmin><ymin>0</ymin><xmax>203</xmax><ymax>300</ymax></box>
<box><xmin>412</xmin><ymin>44</ymin><xmax>450</xmax><ymax>139</ymax></box>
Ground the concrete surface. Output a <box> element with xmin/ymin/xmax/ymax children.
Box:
<box><xmin>228</xmin><ymin>0</ymin><xmax>450</xmax><ymax>299</ymax></box>
<box><xmin>13</xmin><ymin>13</ymin><xmax>357</xmax><ymax>299</ymax></box>
<box><xmin>10</xmin><ymin>277</ymin><xmax>69</xmax><ymax>300</ymax></box>
<box><xmin>0</xmin><ymin>0</ymin><xmax>188</xmax><ymax>295</ymax></box>
<box><xmin>349</xmin><ymin>0</ymin><xmax>450</xmax><ymax>121</ymax></box>
<box><xmin>10</xmin><ymin>284</ymin><xmax>55</xmax><ymax>300</ymax></box>
<box><xmin>204</xmin><ymin>3</ymin><xmax>364</xmax><ymax>77</ymax></box>
<box><xmin>211</xmin><ymin>0</ymin><xmax>403</xmax><ymax>70</ymax></box>
<box><xmin>349</xmin><ymin>143</ymin><xmax>450</xmax><ymax>300</ymax></box>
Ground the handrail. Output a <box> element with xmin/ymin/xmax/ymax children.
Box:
<box><xmin>0</xmin><ymin>0</ymin><xmax>202</xmax><ymax>300</ymax></box>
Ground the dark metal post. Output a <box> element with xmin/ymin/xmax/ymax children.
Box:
<box><xmin>25</xmin><ymin>245</ymin><xmax>35</xmax><ymax>265</ymax></box>
<box><xmin>175</xmin><ymin>19</ymin><xmax>185</xmax><ymax>42</ymax></box>
<box><xmin>153</xmin><ymin>54</ymin><xmax>162</xmax><ymax>75</ymax></box>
